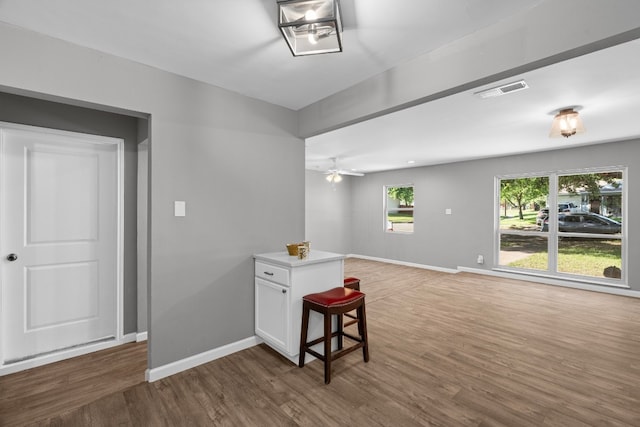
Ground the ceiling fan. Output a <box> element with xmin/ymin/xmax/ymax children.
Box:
<box><xmin>325</xmin><ymin>157</ymin><xmax>364</xmax><ymax>183</ymax></box>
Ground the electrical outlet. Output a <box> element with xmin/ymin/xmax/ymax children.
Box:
<box><xmin>476</xmin><ymin>255</ymin><xmax>484</xmax><ymax>264</ymax></box>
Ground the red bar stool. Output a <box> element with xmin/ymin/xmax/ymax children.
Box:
<box><xmin>298</xmin><ymin>287</ymin><xmax>369</xmax><ymax>384</ymax></box>
<box><xmin>343</xmin><ymin>277</ymin><xmax>361</xmax><ymax>327</ymax></box>
<box><xmin>343</xmin><ymin>277</ymin><xmax>360</xmax><ymax>290</ymax></box>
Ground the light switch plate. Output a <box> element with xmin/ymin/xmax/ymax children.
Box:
<box><xmin>445</xmin><ymin>208</ymin><xmax>452</xmax><ymax>215</ymax></box>
<box><xmin>174</xmin><ymin>201</ymin><xmax>186</xmax><ymax>217</ymax></box>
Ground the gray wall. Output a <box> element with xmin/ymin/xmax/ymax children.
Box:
<box><xmin>0</xmin><ymin>23</ymin><xmax>303</xmax><ymax>369</ymax></box>
<box><xmin>305</xmin><ymin>170</ymin><xmax>352</xmax><ymax>254</ymax></box>
<box><xmin>0</xmin><ymin>91</ymin><xmax>142</xmax><ymax>334</ymax></box>
<box><xmin>346</xmin><ymin>140</ymin><xmax>639</xmax><ymax>292</ymax></box>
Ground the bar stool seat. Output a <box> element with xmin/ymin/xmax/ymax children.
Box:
<box><xmin>343</xmin><ymin>277</ymin><xmax>360</xmax><ymax>290</ymax></box>
<box><xmin>298</xmin><ymin>287</ymin><xmax>369</xmax><ymax>384</ymax></box>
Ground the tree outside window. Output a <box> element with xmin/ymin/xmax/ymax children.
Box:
<box><xmin>386</xmin><ymin>185</ymin><xmax>414</xmax><ymax>233</ymax></box>
<box><xmin>497</xmin><ymin>169</ymin><xmax>624</xmax><ymax>282</ymax></box>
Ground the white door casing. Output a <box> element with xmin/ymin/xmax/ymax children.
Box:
<box><xmin>0</xmin><ymin>122</ymin><xmax>123</xmax><ymax>365</ymax></box>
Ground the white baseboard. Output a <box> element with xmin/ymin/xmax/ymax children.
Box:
<box><xmin>0</xmin><ymin>333</ymin><xmax>138</xmax><ymax>377</ymax></box>
<box><xmin>145</xmin><ymin>336</ymin><xmax>261</xmax><ymax>382</ymax></box>
<box><xmin>122</xmin><ymin>332</ymin><xmax>138</xmax><ymax>342</ymax></box>
<box><xmin>347</xmin><ymin>254</ymin><xmax>459</xmax><ymax>274</ymax></box>
<box><xmin>458</xmin><ymin>266</ymin><xmax>640</xmax><ymax>298</ymax></box>
<box><xmin>136</xmin><ymin>331</ymin><xmax>148</xmax><ymax>342</ymax></box>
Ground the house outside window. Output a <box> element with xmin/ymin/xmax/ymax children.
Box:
<box><xmin>385</xmin><ymin>185</ymin><xmax>414</xmax><ymax>233</ymax></box>
<box><xmin>497</xmin><ymin>168</ymin><xmax>625</xmax><ymax>285</ymax></box>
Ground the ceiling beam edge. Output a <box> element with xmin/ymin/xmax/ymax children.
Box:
<box><xmin>297</xmin><ymin>0</ymin><xmax>640</xmax><ymax>138</ymax></box>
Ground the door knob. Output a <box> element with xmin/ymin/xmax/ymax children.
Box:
<box><xmin>7</xmin><ymin>253</ymin><xmax>18</xmax><ymax>262</ymax></box>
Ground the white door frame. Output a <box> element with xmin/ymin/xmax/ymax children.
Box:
<box><xmin>0</xmin><ymin>121</ymin><xmax>125</xmax><ymax>376</ymax></box>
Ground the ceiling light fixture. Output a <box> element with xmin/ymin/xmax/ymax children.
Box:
<box><xmin>549</xmin><ymin>107</ymin><xmax>585</xmax><ymax>138</ymax></box>
<box><xmin>278</xmin><ymin>0</ymin><xmax>343</xmax><ymax>57</ymax></box>
<box><xmin>326</xmin><ymin>171</ymin><xmax>343</xmax><ymax>183</ymax></box>
<box><xmin>323</xmin><ymin>157</ymin><xmax>363</xmax><ymax>184</ymax></box>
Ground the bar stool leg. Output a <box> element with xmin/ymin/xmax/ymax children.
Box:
<box><xmin>298</xmin><ymin>302</ymin><xmax>310</xmax><ymax>367</ymax></box>
<box><xmin>337</xmin><ymin>311</ymin><xmax>344</xmax><ymax>350</ymax></box>
<box><xmin>324</xmin><ymin>311</ymin><xmax>332</xmax><ymax>384</ymax></box>
<box><xmin>358</xmin><ymin>303</ymin><xmax>369</xmax><ymax>362</ymax></box>
<box><xmin>343</xmin><ymin>278</ymin><xmax>360</xmax><ymax>329</ymax></box>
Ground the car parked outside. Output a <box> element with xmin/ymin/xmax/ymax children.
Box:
<box><xmin>536</xmin><ymin>208</ymin><xmax>549</xmax><ymax>226</ymax></box>
<box><xmin>540</xmin><ymin>212</ymin><xmax>622</xmax><ymax>234</ymax></box>
<box><xmin>535</xmin><ymin>203</ymin><xmax>580</xmax><ymax>225</ymax></box>
<box><xmin>558</xmin><ymin>202</ymin><xmax>579</xmax><ymax>213</ymax></box>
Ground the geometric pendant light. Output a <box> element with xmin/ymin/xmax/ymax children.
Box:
<box><xmin>278</xmin><ymin>0</ymin><xmax>343</xmax><ymax>57</ymax></box>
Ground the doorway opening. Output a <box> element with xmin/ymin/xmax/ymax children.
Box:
<box><xmin>0</xmin><ymin>90</ymin><xmax>149</xmax><ymax>376</ymax></box>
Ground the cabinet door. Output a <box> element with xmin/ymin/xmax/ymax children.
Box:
<box><xmin>255</xmin><ymin>277</ymin><xmax>291</xmax><ymax>353</ymax></box>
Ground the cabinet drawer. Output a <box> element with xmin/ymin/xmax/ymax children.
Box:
<box><xmin>255</xmin><ymin>261</ymin><xmax>290</xmax><ymax>286</ymax></box>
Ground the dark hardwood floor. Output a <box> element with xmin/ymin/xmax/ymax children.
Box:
<box><xmin>2</xmin><ymin>258</ymin><xmax>640</xmax><ymax>426</ymax></box>
<box><xmin>0</xmin><ymin>340</ymin><xmax>147</xmax><ymax>426</ymax></box>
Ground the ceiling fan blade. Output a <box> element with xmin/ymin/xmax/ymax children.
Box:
<box><xmin>338</xmin><ymin>170</ymin><xmax>364</xmax><ymax>177</ymax></box>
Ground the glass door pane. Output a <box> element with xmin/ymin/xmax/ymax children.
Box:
<box><xmin>557</xmin><ymin>237</ymin><xmax>622</xmax><ymax>279</ymax></box>
<box><xmin>557</xmin><ymin>171</ymin><xmax>623</xmax><ymax>279</ymax></box>
<box><xmin>499</xmin><ymin>234</ymin><xmax>548</xmax><ymax>270</ymax></box>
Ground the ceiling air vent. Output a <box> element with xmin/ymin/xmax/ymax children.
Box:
<box><xmin>474</xmin><ymin>80</ymin><xmax>529</xmax><ymax>99</ymax></box>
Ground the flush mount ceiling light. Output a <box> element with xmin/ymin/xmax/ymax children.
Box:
<box><xmin>549</xmin><ymin>107</ymin><xmax>585</xmax><ymax>138</ymax></box>
<box><xmin>278</xmin><ymin>0</ymin><xmax>342</xmax><ymax>57</ymax></box>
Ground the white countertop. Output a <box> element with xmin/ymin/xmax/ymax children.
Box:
<box><xmin>254</xmin><ymin>250</ymin><xmax>345</xmax><ymax>268</ymax></box>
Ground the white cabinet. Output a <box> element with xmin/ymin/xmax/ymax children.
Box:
<box><xmin>254</xmin><ymin>250</ymin><xmax>345</xmax><ymax>363</ymax></box>
<box><xmin>255</xmin><ymin>277</ymin><xmax>290</xmax><ymax>353</ymax></box>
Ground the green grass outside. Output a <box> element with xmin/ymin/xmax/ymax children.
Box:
<box><xmin>388</xmin><ymin>213</ymin><xmax>414</xmax><ymax>223</ymax></box>
<box><xmin>500</xmin><ymin>209</ymin><xmax>539</xmax><ymax>230</ymax></box>
<box><xmin>506</xmin><ymin>239</ymin><xmax>621</xmax><ymax>277</ymax></box>
<box><xmin>500</xmin><ymin>208</ymin><xmax>623</xmax><ymax>277</ymax></box>
<box><xmin>508</xmin><ymin>252</ymin><xmax>549</xmax><ymax>271</ymax></box>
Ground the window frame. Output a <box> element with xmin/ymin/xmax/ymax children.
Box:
<box><xmin>384</xmin><ymin>184</ymin><xmax>414</xmax><ymax>234</ymax></box>
<box><xmin>494</xmin><ymin>166</ymin><xmax>628</xmax><ymax>288</ymax></box>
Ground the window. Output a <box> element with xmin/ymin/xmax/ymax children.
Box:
<box><xmin>497</xmin><ymin>169</ymin><xmax>625</xmax><ymax>284</ymax></box>
<box><xmin>498</xmin><ymin>176</ymin><xmax>549</xmax><ymax>272</ymax></box>
<box><xmin>385</xmin><ymin>185</ymin><xmax>414</xmax><ymax>233</ymax></box>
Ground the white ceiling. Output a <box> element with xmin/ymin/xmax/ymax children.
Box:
<box><xmin>1</xmin><ymin>0</ymin><xmax>639</xmax><ymax>175</ymax></box>
<box><xmin>306</xmin><ymin>38</ymin><xmax>640</xmax><ymax>173</ymax></box>
<box><xmin>0</xmin><ymin>0</ymin><xmax>546</xmax><ymax>111</ymax></box>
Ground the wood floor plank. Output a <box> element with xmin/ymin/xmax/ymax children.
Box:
<box><xmin>121</xmin><ymin>382</ymin><xmax>175</xmax><ymax>427</ymax></box>
<box><xmin>2</xmin><ymin>258</ymin><xmax>640</xmax><ymax>426</ymax></box>
<box><xmin>0</xmin><ymin>341</ymin><xmax>146</xmax><ymax>426</ymax></box>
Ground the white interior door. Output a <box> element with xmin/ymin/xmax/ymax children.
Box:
<box><xmin>1</xmin><ymin>123</ymin><xmax>121</xmax><ymax>364</ymax></box>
